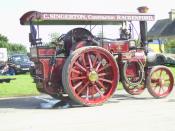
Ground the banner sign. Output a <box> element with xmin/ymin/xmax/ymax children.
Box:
<box><xmin>42</xmin><ymin>13</ymin><xmax>155</xmax><ymax>21</ymax></box>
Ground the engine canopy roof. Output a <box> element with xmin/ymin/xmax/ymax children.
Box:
<box><xmin>20</xmin><ymin>11</ymin><xmax>155</xmax><ymax>25</ymax></box>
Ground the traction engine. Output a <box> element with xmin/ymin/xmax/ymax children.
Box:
<box><xmin>20</xmin><ymin>7</ymin><xmax>174</xmax><ymax>106</ymax></box>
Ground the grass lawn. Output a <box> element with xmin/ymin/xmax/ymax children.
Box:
<box><xmin>117</xmin><ymin>82</ymin><xmax>123</xmax><ymax>90</ymax></box>
<box><xmin>170</xmin><ymin>67</ymin><xmax>175</xmax><ymax>75</ymax></box>
<box><xmin>0</xmin><ymin>74</ymin><xmax>39</xmax><ymax>98</ymax></box>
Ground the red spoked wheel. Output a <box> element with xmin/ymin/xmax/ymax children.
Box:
<box><xmin>147</xmin><ymin>66</ymin><xmax>174</xmax><ymax>98</ymax></box>
<box><xmin>122</xmin><ymin>60</ymin><xmax>145</xmax><ymax>95</ymax></box>
<box><xmin>62</xmin><ymin>46</ymin><xmax>119</xmax><ymax>106</ymax></box>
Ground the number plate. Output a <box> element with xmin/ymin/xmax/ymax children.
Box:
<box><xmin>22</xmin><ymin>68</ymin><xmax>29</xmax><ymax>71</ymax></box>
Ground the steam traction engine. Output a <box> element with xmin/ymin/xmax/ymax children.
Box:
<box><xmin>20</xmin><ymin>7</ymin><xmax>174</xmax><ymax>106</ymax></box>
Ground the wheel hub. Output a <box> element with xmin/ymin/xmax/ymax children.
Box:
<box><xmin>88</xmin><ymin>70</ymin><xmax>99</xmax><ymax>82</ymax></box>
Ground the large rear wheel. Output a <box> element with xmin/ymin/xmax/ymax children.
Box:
<box><xmin>62</xmin><ymin>46</ymin><xmax>119</xmax><ymax>106</ymax></box>
<box><xmin>147</xmin><ymin>66</ymin><xmax>174</xmax><ymax>98</ymax></box>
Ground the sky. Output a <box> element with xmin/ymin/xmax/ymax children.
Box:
<box><xmin>0</xmin><ymin>0</ymin><xmax>174</xmax><ymax>49</ymax></box>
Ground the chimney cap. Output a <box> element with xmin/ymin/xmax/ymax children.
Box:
<box><xmin>137</xmin><ymin>6</ymin><xmax>149</xmax><ymax>13</ymax></box>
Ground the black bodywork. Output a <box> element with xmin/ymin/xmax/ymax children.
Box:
<box><xmin>8</xmin><ymin>54</ymin><xmax>33</xmax><ymax>74</ymax></box>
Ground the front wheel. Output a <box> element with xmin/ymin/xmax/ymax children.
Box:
<box><xmin>62</xmin><ymin>46</ymin><xmax>119</xmax><ymax>106</ymax></box>
<box><xmin>147</xmin><ymin>66</ymin><xmax>174</xmax><ymax>98</ymax></box>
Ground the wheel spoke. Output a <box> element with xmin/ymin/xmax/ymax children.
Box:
<box><xmin>92</xmin><ymin>53</ymin><xmax>101</xmax><ymax>68</ymax></box>
<box><xmin>96</xmin><ymin>80</ymin><xmax>106</xmax><ymax>90</ymax></box>
<box><xmin>98</xmin><ymin>72</ymin><xmax>110</xmax><ymax>77</ymax></box>
<box><xmin>159</xmin><ymin>70</ymin><xmax>163</xmax><ymax>77</ymax></box>
<box><xmin>151</xmin><ymin>78</ymin><xmax>159</xmax><ymax>83</ymax></box>
<box><xmin>99</xmin><ymin>78</ymin><xmax>112</xmax><ymax>84</ymax></box>
<box><xmin>152</xmin><ymin>83</ymin><xmax>158</xmax><ymax>88</ymax></box>
<box><xmin>71</xmin><ymin>68</ymin><xmax>81</xmax><ymax>74</ymax></box>
<box><xmin>96</xmin><ymin>61</ymin><xmax>102</xmax><ymax>71</ymax></box>
<box><xmin>86</xmin><ymin>86</ymin><xmax>89</xmax><ymax>100</ymax></box>
<box><xmin>75</xmin><ymin>62</ymin><xmax>86</xmax><ymax>72</ymax></box>
<box><xmin>73</xmin><ymin>81</ymin><xmax>83</xmax><ymax>89</ymax></box>
<box><xmin>97</xmin><ymin>64</ymin><xmax>110</xmax><ymax>73</ymax></box>
<box><xmin>153</xmin><ymin>72</ymin><xmax>159</xmax><ymax>79</ymax></box>
<box><xmin>153</xmin><ymin>84</ymin><xmax>159</xmax><ymax>90</ymax></box>
<box><xmin>81</xmin><ymin>54</ymin><xmax>87</xmax><ymax>69</ymax></box>
<box><xmin>165</xmin><ymin>79</ymin><xmax>170</xmax><ymax>82</ymax></box>
<box><xmin>161</xmin><ymin>86</ymin><xmax>165</xmax><ymax>93</ymax></box>
<box><xmin>90</xmin><ymin>88</ymin><xmax>94</xmax><ymax>99</ymax></box>
<box><xmin>87</xmin><ymin>54</ymin><xmax>93</xmax><ymax>69</ymax></box>
<box><xmin>158</xmin><ymin>85</ymin><xmax>162</xmax><ymax>94</ymax></box>
<box><xmin>77</xmin><ymin>81</ymin><xmax>90</xmax><ymax>96</ymax></box>
<box><xmin>71</xmin><ymin>76</ymin><xmax>87</xmax><ymax>81</ymax></box>
<box><xmin>92</xmin><ymin>54</ymin><xmax>98</xmax><ymax>68</ymax></box>
<box><xmin>94</xmin><ymin>85</ymin><xmax>104</xmax><ymax>97</ymax></box>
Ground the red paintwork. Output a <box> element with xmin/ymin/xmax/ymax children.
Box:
<box><xmin>125</xmin><ymin>62</ymin><xmax>138</xmax><ymax>77</ymax></box>
<box><xmin>30</xmin><ymin>47</ymin><xmax>66</xmax><ymax>94</ymax></box>
<box><xmin>30</xmin><ymin>47</ymin><xmax>56</xmax><ymax>57</ymax></box>
<box><xmin>38</xmin><ymin>48</ymin><xmax>56</xmax><ymax>56</ymax></box>
<box><xmin>34</xmin><ymin>57</ymin><xmax>65</xmax><ymax>94</ymax></box>
<box><xmin>35</xmin><ymin>57</ymin><xmax>65</xmax><ymax>94</ymax></box>
<box><xmin>102</xmin><ymin>41</ymin><xmax>129</xmax><ymax>53</ymax></box>
<box><xmin>122</xmin><ymin>50</ymin><xmax>146</xmax><ymax>77</ymax></box>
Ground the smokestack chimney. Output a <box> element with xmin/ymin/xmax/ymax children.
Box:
<box><xmin>137</xmin><ymin>6</ymin><xmax>148</xmax><ymax>48</ymax></box>
<box><xmin>169</xmin><ymin>9</ymin><xmax>175</xmax><ymax>21</ymax></box>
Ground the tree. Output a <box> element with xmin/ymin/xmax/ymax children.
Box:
<box><xmin>0</xmin><ymin>34</ymin><xmax>8</xmax><ymax>43</ymax></box>
<box><xmin>0</xmin><ymin>41</ymin><xmax>7</xmax><ymax>48</ymax></box>
<box><xmin>44</xmin><ymin>32</ymin><xmax>60</xmax><ymax>47</ymax></box>
<box><xmin>0</xmin><ymin>34</ymin><xmax>27</xmax><ymax>53</ymax></box>
<box><xmin>8</xmin><ymin>43</ymin><xmax>27</xmax><ymax>53</ymax></box>
<box><xmin>49</xmin><ymin>32</ymin><xmax>60</xmax><ymax>43</ymax></box>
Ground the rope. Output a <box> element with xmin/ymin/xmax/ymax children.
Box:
<box><xmin>123</xmin><ymin>60</ymin><xmax>144</xmax><ymax>86</ymax></box>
